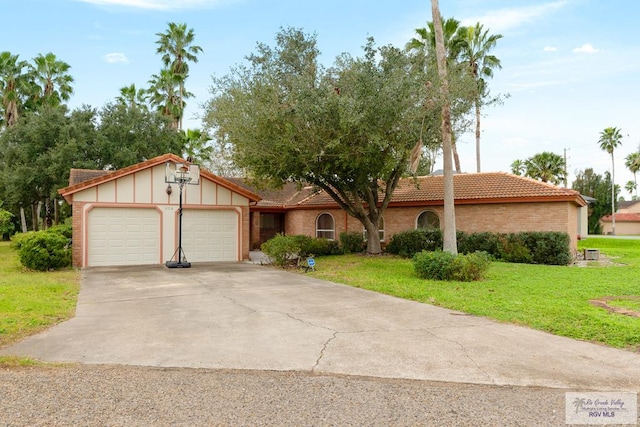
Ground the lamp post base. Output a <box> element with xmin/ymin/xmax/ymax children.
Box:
<box><xmin>165</xmin><ymin>260</ymin><xmax>192</xmax><ymax>269</ymax></box>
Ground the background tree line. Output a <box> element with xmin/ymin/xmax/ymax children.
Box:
<box><xmin>0</xmin><ymin>22</ymin><xmax>204</xmax><ymax>233</ymax></box>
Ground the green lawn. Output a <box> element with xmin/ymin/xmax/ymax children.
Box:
<box><xmin>309</xmin><ymin>237</ymin><xmax>640</xmax><ymax>351</ymax></box>
<box><xmin>0</xmin><ymin>241</ymin><xmax>79</xmax><ymax>348</ymax></box>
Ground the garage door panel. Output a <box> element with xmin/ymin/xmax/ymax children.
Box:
<box><xmin>182</xmin><ymin>210</ymin><xmax>238</xmax><ymax>262</ymax></box>
<box><xmin>88</xmin><ymin>208</ymin><xmax>160</xmax><ymax>267</ymax></box>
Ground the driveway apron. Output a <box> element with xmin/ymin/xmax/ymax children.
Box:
<box><xmin>2</xmin><ymin>263</ymin><xmax>640</xmax><ymax>391</ymax></box>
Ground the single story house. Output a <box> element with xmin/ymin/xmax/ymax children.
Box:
<box><xmin>600</xmin><ymin>200</ymin><xmax>640</xmax><ymax>235</ymax></box>
<box><xmin>61</xmin><ymin>154</ymin><xmax>587</xmax><ymax>267</ymax></box>
<box><xmin>59</xmin><ymin>153</ymin><xmax>260</xmax><ymax>267</ymax></box>
<box><xmin>231</xmin><ymin>172</ymin><xmax>587</xmax><ymax>252</ymax></box>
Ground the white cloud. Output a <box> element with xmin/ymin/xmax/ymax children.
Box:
<box><xmin>461</xmin><ymin>1</ymin><xmax>567</xmax><ymax>32</ymax></box>
<box><xmin>104</xmin><ymin>53</ymin><xmax>129</xmax><ymax>63</ymax></box>
<box><xmin>544</xmin><ymin>46</ymin><xmax>557</xmax><ymax>52</ymax></box>
<box><xmin>75</xmin><ymin>0</ymin><xmax>230</xmax><ymax>10</ymax></box>
<box><xmin>573</xmin><ymin>43</ymin><xmax>600</xmax><ymax>54</ymax></box>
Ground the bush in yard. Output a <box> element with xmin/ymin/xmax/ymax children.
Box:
<box><xmin>301</xmin><ymin>236</ymin><xmax>342</xmax><ymax>256</ymax></box>
<box><xmin>498</xmin><ymin>234</ymin><xmax>533</xmax><ymax>264</ymax></box>
<box><xmin>520</xmin><ymin>232</ymin><xmax>571</xmax><ymax>265</ymax></box>
<box><xmin>10</xmin><ymin>231</ymin><xmax>36</xmax><ymax>250</ymax></box>
<box><xmin>340</xmin><ymin>231</ymin><xmax>364</xmax><ymax>254</ymax></box>
<box><xmin>0</xmin><ymin>209</ymin><xmax>15</xmax><ymax>240</ymax></box>
<box><xmin>386</xmin><ymin>229</ymin><xmax>442</xmax><ymax>258</ymax></box>
<box><xmin>18</xmin><ymin>231</ymin><xmax>72</xmax><ymax>271</ymax></box>
<box><xmin>45</xmin><ymin>224</ymin><xmax>72</xmax><ymax>239</ymax></box>
<box><xmin>457</xmin><ymin>231</ymin><xmax>502</xmax><ymax>258</ymax></box>
<box><xmin>413</xmin><ymin>250</ymin><xmax>490</xmax><ymax>282</ymax></box>
<box><xmin>261</xmin><ymin>234</ymin><xmax>301</xmax><ymax>267</ymax></box>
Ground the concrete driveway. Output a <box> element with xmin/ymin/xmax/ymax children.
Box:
<box><xmin>2</xmin><ymin>262</ymin><xmax>640</xmax><ymax>391</ymax></box>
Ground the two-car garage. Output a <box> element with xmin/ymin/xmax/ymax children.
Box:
<box><xmin>59</xmin><ymin>154</ymin><xmax>259</xmax><ymax>268</ymax></box>
<box><xmin>86</xmin><ymin>208</ymin><xmax>239</xmax><ymax>267</ymax></box>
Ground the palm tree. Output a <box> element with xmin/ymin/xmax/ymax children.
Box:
<box><xmin>510</xmin><ymin>159</ymin><xmax>525</xmax><ymax>175</ymax></box>
<box><xmin>0</xmin><ymin>51</ymin><xmax>29</xmax><ymax>127</ymax></box>
<box><xmin>459</xmin><ymin>23</ymin><xmax>503</xmax><ymax>173</ymax></box>
<box><xmin>523</xmin><ymin>151</ymin><xmax>565</xmax><ymax>184</ymax></box>
<box><xmin>598</xmin><ymin>127</ymin><xmax>623</xmax><ymax>235</ymax></box>
<box><xmin>116</xmin><ymin>83</ymin><xmax>148</xmax><ymax>110</ymax></box>
<box><xmin>407</xmin><ymin>17</ymin><xmax>466</xmax><ymax>173</ymax></box>
<box><xmin>625</xmin><ymin>180</ymin><xmax>636</xmax><ymax>198</ymax></box>
<box><xmin>148</xmin><ymin>69</ymin><xmax>191</xmax><ymax>129</ymax></box>
<box><xmin>28</xmin><ymin>52</ymin><xmax>74</xmax><ymax>108</ymax></box>
<box><xmin>155</xmin><ymin>22</ymin><xmax>202</xmax><ymax>130</ymax></box>
<box><xmin>430</xmin><ymin>0</ymin><xmax>457</xmax><ymax>255</ymax></box>
<box><xmin>625</xmin><ymin>151</ymin><xmax>640</xmax><ymax>198</ymax></box>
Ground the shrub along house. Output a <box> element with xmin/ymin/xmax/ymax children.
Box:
<box><xmin>235</xmin><ymin>172</ymin><xmax>587</xmax><ymax>252</ymax></box>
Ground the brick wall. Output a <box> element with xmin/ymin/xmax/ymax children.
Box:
<box><xmin>240</xmin><ymin>206</ymin><xmax>251</xmax><ymax>260</ymax></box>
<box><xmin>71</xmin><ymin>202</ymin><xmax>84</xmax><ymax>267</ymax></box>
<box><xmin>280</xmin><ymin>201</ymin><xmax>581</xmax><ymax>250</ymax></box>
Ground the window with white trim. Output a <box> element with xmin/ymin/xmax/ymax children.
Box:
<box><xmin>416</xmin><ymin>210</ymin><xmax>440</xmax><ymax>230</ymax></box>
<box><xmin>316</xmin><ymin>213</ymin><xmax>335</xmax><ymax>239</ymax></box>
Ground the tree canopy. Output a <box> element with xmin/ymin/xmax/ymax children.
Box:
<box><xmin>572</xmin><ymin>168</ymin><xmax>618</xmax><ymax>234</ymax></box>
<box><xmin>204</xmin><ymin>27</ymin><xmax>443</xmax><ymax>253</ymax></box>
<box><xmin>511</xmin><ymin>151</ymin><xmax>566</xmax><ymax>185</ymax></box>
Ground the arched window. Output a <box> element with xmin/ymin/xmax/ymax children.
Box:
<box><xmin>316</xmin><ymin>213</ymin><xmax>335</xmax><ymax>239</ymax></box>
<box><xmin>416</xmin><ymin>210</ymin><xmax>440</xmax><ymax>230</ymax></box>
<box><xmin>363</xmin><ymin>217</ymin><xmax>385</xmax><ymax>242</ymax></box>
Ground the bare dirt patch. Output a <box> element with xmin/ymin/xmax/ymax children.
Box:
<box><xmin>589</xmin><ymin>296</ymin><xmax>640</xmax><ymax>318</ymax></box>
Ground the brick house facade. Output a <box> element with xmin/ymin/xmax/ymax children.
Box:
<box><xmin>239</xmin><ymin>173</ymin><xmax>587</xmax><ymax>251</ymax></box>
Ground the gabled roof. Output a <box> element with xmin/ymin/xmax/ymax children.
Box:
<box><xmin>58</xmin><ymin>153</ymin><xmax>261</xmax><ymax>203</ymax></box>
<box><xmin>601</xmin><ymin>213</ymin><xmax>640</xmax><ymax>223</ymax></box>
<box><xmin>225</xmin><ymin>179</ymin><xmax>318</xmax><ymax>208</ymax></box>
<box><xmin>295</xmin><ymin>172</ymin><xmax>586</xmax><ymax>207</ymax></box>
<box><xmin>618</xmin><ymin>200</ymin><xmax>640</xmax><ymax>211</ymax></box>
<box><xmin>68</xmin><ymin>169</ymin><xmax>111</xmax><ymax>186</ymax></box>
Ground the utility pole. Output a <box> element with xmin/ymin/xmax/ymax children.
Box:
<box><xmin>563</xmin><ymin>148</ymin><xmax>569</xmax><ymax>188</ymax></box>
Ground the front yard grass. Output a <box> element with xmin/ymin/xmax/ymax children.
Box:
<box><xmin>309</xmin><ymin>237</ymin><xmax>640</xmax><ymax>351</ymax></box>
<box><xmin>0</xmin><ymin>241</ymin><xmax>79</xmax><ymax>348</ymax></box>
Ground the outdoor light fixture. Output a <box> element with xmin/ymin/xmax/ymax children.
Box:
<box><xmin>166</xmin><ymin>184</ymin><xmax>172</xmax><ymax>195</ymax></box>
<box><xmin>164</xmin><ymin>161</ymin><xmax>200</xmax><ymax>268</ymax></box>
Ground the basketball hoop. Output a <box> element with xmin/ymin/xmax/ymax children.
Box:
<box><xmin>165</xmin><ymin>161</ymin><xmax>200</xmax><ymax>268</ymax></box>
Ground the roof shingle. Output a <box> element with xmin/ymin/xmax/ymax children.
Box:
<box><xmin>296</xmin><ymin>172</ymin><xmax>585</xmax><ymax>207</ymax></box>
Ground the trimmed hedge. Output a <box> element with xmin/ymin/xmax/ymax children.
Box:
<box><xmin>388</xmin><ymin>229</ymin><xmax>572</xmax><ymax>265</ymax></box>
<box><xmin>385</xmin><ymin>229</ymin><xmax>442</xmax><ymax>258</ymax></box>
<box><xmin>339</xmin><ymin>232</ymin><xmax>365</xmax><ymax>254</ymax></box>
<box><xmin>413</xmin><ymin>250</ymin><xmax>491</xmax><ymax>282</ymax></box>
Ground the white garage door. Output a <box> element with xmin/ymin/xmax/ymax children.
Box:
<box><xmin>88</xmin><ymin>208</ymin><xmax>160</xmax><ymax>267</ymax></box>
<box><xmin>182</xmin><ymin>210</ymin><xmax>238</xmax><ymax>262</ymax></box>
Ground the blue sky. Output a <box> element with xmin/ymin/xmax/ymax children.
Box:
<box><xmin>5</xmin><ymin>0</ymin><xmax>640</xmax><ymax>194</ymax></box>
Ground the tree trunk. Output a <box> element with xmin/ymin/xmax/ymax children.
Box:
<box><xmin>611</xmin><ymin>154</ymin><xmax>616</xmax><ymax>235</ymax></box>
<box><xmin>475</xmin><ymin>99</ymin><xmax>481</xmax><ymax>173</ymax></box>
<box><xmin>20</xmin><ymin>207</ymin><xmax>27</xmax><ymax>233</ymax></box>
<box><xmin>45</xmin><ymin>197</ymin><xmax>52</xmax><ymax>229</ymax></box>
<box><xmin>54</xmin><ymin>198</ymin><xmax>59</xmax><ymax>225</ymax></box>
<box><xmin>32</xmin><ymin>202</ymin><xmax>42</xmax><ymax>231</ymax></box>
<box><xmin>431</xmin><ymin>0</ymin><xmax>457</xmax><ymax>255</ymax></box>
<box><xmin>452</xmin><ymin>136</ymin><xmax>462</xmax><ymax>173</ymax></box>
<box><xmin>364</xmin><ymin>219</ymin><xmax>382</xmax><ymax>254</ymax></box>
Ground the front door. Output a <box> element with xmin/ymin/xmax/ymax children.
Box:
<box><xmin>259</xmin><ymin>213</ymin><xmax>285</xmax><ymax>246</ymax></box>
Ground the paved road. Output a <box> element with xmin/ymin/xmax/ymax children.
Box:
<box><xmin>2</xmin><ymin>262</ymin><xmax>640</xmax><ymax>392</ymax></box>
<box><xmin>0</xmin><ymin>364</ymin><xmax>573</xmax><ymax>426</ymax></box>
